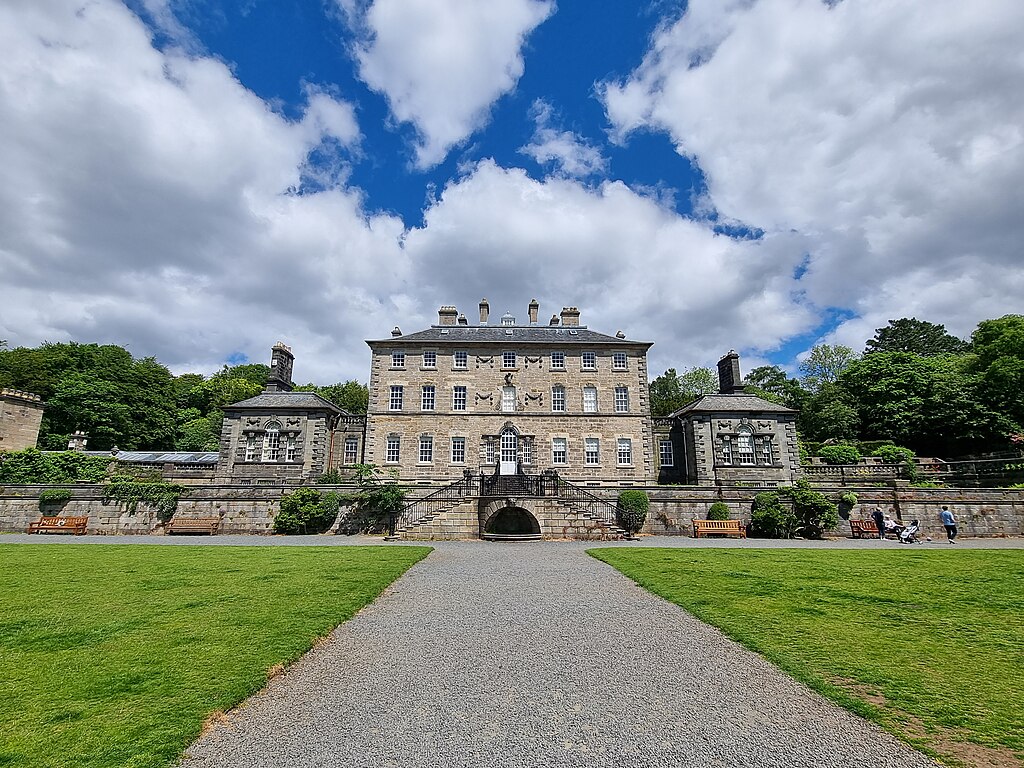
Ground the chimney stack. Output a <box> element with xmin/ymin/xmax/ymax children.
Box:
<box><xmin>266</xmin><ymin>343</ymin><xmax>295</xmax><ymax>393</ymax></box>
<box><xmin>717</xmin><ymin>350</ymin><xmax>745</xmax><ymax>394</ymax></box>
<box><xmin>457</xmin><ymin>314</ymin><xmax>468</xmax><ymax>325</ymax></box>
<box><xmin>438</xmin><ymin>305</ymin><xmax>458</xmax><ymax>326</ymax></box>
<box><xmin>479</xmin><ymin>298</ymin><xmax>490</xmax><ymax>324</ymax></box>
<box><xmin>67</xmin><ymin>431</ymin><xmax>88</xmax><ymax>452</ymax></box>
<box><xmin>549</xmin><ymin>314</ymin><xmax>560</xmax><ymax>326</ymax></box>
<box><xmin>559</xmin><ymin>307</ymin><xmax>581</xmax><ymax>327</ymax></box>
<box><xmin>528</xmin><ymin>299</ymin><xmax>539</xmax><ymax>325</ymax></box>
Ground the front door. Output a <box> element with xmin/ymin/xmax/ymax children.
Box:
<box><xmin>500</xmin><ymin>429</ymin><xmax>518</xmax><ymax>475</ymax></box>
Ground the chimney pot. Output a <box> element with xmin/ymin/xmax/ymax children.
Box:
<box><xmin>457</xmin><ymin>314</ymin><xmax>468</xmax><ymax>325</ymax></box>
<box><xmin>391</xmin><ymin>326</ymin><xmax>402</xmax><ymax>337</ymax></box>
<box><xmin>549</xmin><ymin>314</ymin><xmax>559</xmax><ymax>326</ymax></box>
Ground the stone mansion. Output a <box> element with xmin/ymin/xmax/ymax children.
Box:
<box><xmin>216</xmin><ymin>300</ymin><xmax>800</xmax><ymax>490</ymax></box>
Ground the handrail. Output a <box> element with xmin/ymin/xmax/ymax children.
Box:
<box><xmin>395</xmin><ymin>475</ymin><xmax>475</xmax><ymax>532</ymax></box>
<box><xmin>553</xmin><ymin>476</ymin><xmax>622</xmax><ymax>528</ymax></box>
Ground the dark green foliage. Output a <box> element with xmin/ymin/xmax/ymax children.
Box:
<box><xmin>744</xmin><ymin>365</ymin><xmax>807</xmax><ymax>409</ymax></box>
<box><xmin>649</xmin><ymin>367</ymin><xmax>717</xmax><ymax>417</ymax></box>
<box><xmin>0</xmin><ymin>448</ymin><xmax>111</xmax><ymax>484</ymax></box>
<box><xmin>819</xmin><ymin>443</ymin><xmax>862</xmax><ymax>464</ymax></box>
<box><xmin>317</xmin><ymin>468</ymin><xmax>345</xmax><ymax>484</ymax></box>
<box><xmin>273</xmin><ymin>488</ymin><xmax>341</xmax><ymax>534</ymax></box>
<box><xmin>782</xmin><ymin>478</ymin><xmax>839</xmax><ymax>539</ymax></box>
<box><xmin>970</xmin><ymin>315</ymin><xmax>1024</xmax><ymax>442</ymax></box>
<box><xmin>870</xmin><ymin>444</ymin><xmax>915</xmax><ymax>463</ymax></box>
<box><xmin>864</xmin><ymin>318</ymin><xmax>969</xmax><ymax>356</ymax></box>
<box><xmin>839</xmin><ymin>492</ymin><xmax>859</xmax><ymax>507</ymax></box>
<box><xmin>616</xmin><ymin>490</ymin><xmax>649</xmax><ymax>535</ymax></box>
<box><xmin>799</xmin><ymin>344</ymin><xmax>858</xmax><ymax>393</ymax></box>
<box><xmin>334</xmin><ymin>465</ymin><xmax>408</xmax><ymax>534</ymax></box>
<box><xmin>749</xmin><ymin>491</ymin><xmax>796</xmax><ymax>538</ymax></box>
<box><xmin>103</xmin><ymin>473</ymin><xmax>187</xmax><ymax>522</ymax></box>
<box><xmin>295</xmin><ymin>381</ymin><xmax>370</xmax><ymax>414</ymax></box>
<box><xmin>37</xmin><ymin>488</ymin><xmax>72</xmax><ymax>509</ymax></box>
<box><xmin>707</xmin><ymin>502</ymin><xmax>730</xmax><ymax>520</ymax></box>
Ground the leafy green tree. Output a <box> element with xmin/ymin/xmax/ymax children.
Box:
<box><xmin>799</xmin><ymin>344</ymin><xmax>858</xmax><ymax>393</ymax></box>
<box><xmin>273</xmin><ymin>488</ymin><xmax>340</xmax><ymax>534</ymax></box>
<box><xmin>649</xmin><ymin>367</ymin><xmax>717</xmax><ymax>416</ymax></box>
<box><xmin>782</xmin><ymin>478</ymin><xmax>839</xmax><ymax>539</ymax></box>
<box><xmin>864</xmin><ymin>318</ymin><xmax>968</xmax><ymax>356</ymax></box>
<box><xmin>970</xmin><ymin>315</ymin><xmax>1024</xmax><ymax>437</ymax></box>
<box><xmin>337</xmin><ymin>464</ymin><xmax>408</xmax><ymax>535</ymax></box>
<box><xmin>176</xmin><ymin>417</ymin><xmax>222</xmax><ymax>451</ymax></box>
<box><xmin>797</xmin><ymin>383</ymin><xmax>860</xmax><ymax>442</ymax></box>
<box><xmin>295</xmin><ymin>380</ymin><xmax>369</xmax><ymax>414</ymax></box>
<box><xmin>744</xmin><ymin>365</ymin><xmax>807</xmax><ymax>409</ymax></box>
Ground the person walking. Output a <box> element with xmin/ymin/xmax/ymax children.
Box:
<box><xmin>871</xmin><ymin>506</ymin><xmax>886</xmax><ymax>540</ymax></box>
<box><xmin>940</xmin><ymin>505</ymin><xmax>958</xmax><ymax>543</ymax></box>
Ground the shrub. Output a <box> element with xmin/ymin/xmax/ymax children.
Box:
<box><xmin>38</xmin><ymin>488</ymin><xmax>72</xmax><ymax>509</ymax></box>
<box><xmin>103</xmin><ymin>474</ymin><xmax>187</xmax><ymax>522</ymax></box>
<box><xmin>616</xmin><ymin>490</ymin><xmax>649</xmax><ymax>536</ymax></box>
<box><xmin>782</xmin><ymin>479</ymin><xmax>839</xmax><ymax>539</ymax></box>
<box><xmin>839</xmin><ymin>492</ymin><xmax>858</xmax><ymax>507</ymax></box>
<box><xmin>317</xmin><ymin>469</ymin><xmax>344</xmax><ymax>485</ymax></box>
<box><xmin>870</xmin><ymin>445</ymin><xmax>916</xmax><ymax>464</ymax></box>
<box><xmin>0</xmin><ymin>448</ymin><xmax>111</xmax><ymax>484</ymax></box>
<box><xmin>749</xmin><ymin>491</ymin><xmax>796</xmax><ymax>539</ymax></box>
<box><xmin>819</xmin><ymin>444</ymin><xmax>862</xmax><ymax>465</ymax></box>
<box><xmin>707</xmin><ymin>502</ymin><xmax>731</xmax><ymax>520</ymax></box>
<box><xmin>273</xmin><ymin>488</ymin><xmax>340</xmax><ymax>535</ymax></box>
<box><xmin>335</xmin><ymin>465</ymin><xmax>408</xmax><ymax>535</ymax></box>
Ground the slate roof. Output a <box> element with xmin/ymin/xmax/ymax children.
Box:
<box><xmin>226</xmin><ymin>391</ymin><xmax>346</xmax><ymax>413</ymax></box>
<box><xmin>69</xmin><ymin>450</ymin><xmax>220</xmax><ymax>464</ymax></box>
<box><xmin>670</xmin><ymin>392</ymin><xmax>796</xmax><ymax>417</ymax></box>
<box><xmin>368</xmin><ymin>325</ymin><xmax>652</xmax><ymax>346</ymax></box>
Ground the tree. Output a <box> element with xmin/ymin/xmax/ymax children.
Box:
<box><xmin>799</xmin><ymin>344</ymin><xmax>858</xmax><ymax>393</ymax></box>
<box><xmin>797</xmin><ymin>383</ymin><xmax>860</xmax><ymax>442</ymax></box>
<box><xmin>295</xmin><ymin>380</ymin><xmax>369</xmax><ymax>414</ymax></box>
<box><xmin>649</xmin><ymin>367</ymin><xmax>717</xmax><ymax>417</ymax></box>
<box><xmin>970</xmin><ymin>315</ymin><xmax>1024</xmax><ymax>438</ymax></box>
<box><xmin>864</xmin><ymin>318</ymin><xmax>968</xmax><ymax>356</ymax></box>
<box><xmin>744</xmin><ymin>365</ymin><xmax>807</xmax><ymax>409</ymax></box>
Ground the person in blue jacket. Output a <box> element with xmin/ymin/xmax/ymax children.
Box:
<box><xmin>939</xmin><ymin>505</ymin><xmax>957</xmax><ymax>543</ymax></box>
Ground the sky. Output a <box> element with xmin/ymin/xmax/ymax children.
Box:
<box><xmin>1</xmin><ymin>0</ymin><xmax>1022</xmax><ymax>385</ymax></box>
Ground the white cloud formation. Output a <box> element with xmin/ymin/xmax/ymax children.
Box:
<box><xmin>0</xmin><ymin>0</ymin><xmax>404</xmax><ymax>382</ymax></box>
<box><xmin>520</xmin><ymin>99</ymin><xmax>609</xmax><ymax>177</ymax></box>
<box><xmin>403</xmin><ymin>160</ymin><xmax>816</xmax><ymax>374</ymax></box>
<box><xmin>345</xmin><ymin>0</ymin><xmax>554</xmax><ymax>168</ymax></box>
<box><xmin>602</xmin><ymin>0</ymin><xmax>1024</xmax><ymax>355</ymax></box>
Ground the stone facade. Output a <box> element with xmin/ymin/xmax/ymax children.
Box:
<box><xmin>653</xmin><ymin>351</ymin><xmax>801</xmax><ymax>486</ymax></box>
<box><xmin>217</xmin><ymin>343</ymin><xmax>366</xmax><ymax>484</ymax></box>
<box><xmin>364</xmin><ymin>301</ymin><xmax>654</xmax><ymax>485</ymax></box>
<box><xmin>0</xmin><ymin>389</ymin><xmax>44</xmax><ymax>451</ymax></box>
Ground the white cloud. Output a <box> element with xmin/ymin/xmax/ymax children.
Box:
<box><xmin>0</xmin><ymin>0</ymin><xmax>404</xmax><ymax>382</ymax></box>
<box><xmin>403</xmin><ymin>160</ymin><xmax>816</xmax><ymax>374</ymax></box>
<box><xmin>345</xmin><ymin>0</ymin><xmax>554</xmax><ymax>168</ymax></box>
<box><xmin>602</xmin><ymin>0</ymin><xmax>1024</xmax><ymax>354</ymax></box>
<box><xmin>519</xmin><ymin>99</ymin><xmax>608</xmax><ymax>177</ymax></box>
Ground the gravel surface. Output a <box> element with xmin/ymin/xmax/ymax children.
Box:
<box><xmin>177</xmin><ymin>541</ymin><xmax>939</xmax><ymax>768</ymax></box>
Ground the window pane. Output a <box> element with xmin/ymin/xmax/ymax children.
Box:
<box><xmin>389</xmin><ymin>385</ymin><xmax>403</xmax><ymax>410</ymax></box>
<box><xmin>244</xmin><ymin>435</ymin><xmax>255</xmax><ymax>462</ymax></box>
<box><xmin>502</xmin><ymin>351</ymin><xmax>516</xmax><ymax>369</ymax></box>
<box><xmin>421</xmin><ymin>385</ymin><xmax>435</xmax><ymax>411</ymax></box>
<box><xmin>285</xmin><ymin>436</ymin><xmax>297</xmax><ymax>462</ymax></box>
<box><xmin>617</xmin><ymin>438</ymin><xmax>632</xmax><ymax>465</ymax></box>
<box><xmin>344</xmin><ymin>437</ymin><xmax>359</xmax><ymax>464</ymax></box>
<box><xmin>262</xmin><ymin>422</ymin><xmax>280</xmax><ymax>462</ymax></box>
<box><xmin>423</xmin><ymin>351</ymin><xmax>436</xmax><ymax>368</ymax></box>
<box><xmin>551</xmin><ymin>385</ymin><xmax>565</xmax><ymax>412</ymax></box>
<box><xmin>453</xmin><ymin>386</ymin><xmax>467</xmax><ymax>411</ymax></box>
<box><xmin>552</xmin><ymin>438</ymin><xmax>567</xmax><ymax>464</ymax></box>
<box><xmin>386</xmin><ymin>436</ymin><xmax>401</xmax><ymax>463</ymax></box>
<box><xmin>391</xmin><ymin>352</ymin><xmax>405</xmax><ymax>368</ymax></box>
<box><xmin>659</xmin><ymin>440</ymin><xmax>674</xmax><ymax>467</ymax></box>
<box><xmin>419</xmin><ymin>436</ymin><xmax>433</xmax><ymax>463</ymax></box>
<box><xmin>502</xmin><ymin>386</ymin><xmax>516</xmax><ymax>413</ymax></box>
<box><xmin>451</xmin><ymin>437</ymin><xmax>466</xmax><ymax>463</ymax></box>
<box><xmin>582</xmin><ymin>351</ymin><xmax>596</xmax><ymax>369</ymax></box>
<box><xmin>453</xmin><ymin>350</ymin><xmax>467</xmax><ymax>369</ymax></box>
<box><xmin>737</xmin><ymin>428</ymin><xmax>755</xmax><ymax>465</ymax></box>
<box><xmin>614</xmin><ymin>386</ymin><xmax>629</xmax><ymax>412</ymax></box>
<box><xmin>585</xmin><ymin>438</ymin><xmax>599</xmax><ymax>465</ymax></box>
<box><xmin>613</xmin><ymin>352</ymin><xmax>627</xmax><ymax>370</ymax></box>
<box><xmin>551</xmin><ymin>351</ymin><xmax>565</xmax><ymax>369</ymax></box>
<box><xmin>583</xmin><ymin>386</ymin><xmax>597</xmax><ymax>413</ymax></box>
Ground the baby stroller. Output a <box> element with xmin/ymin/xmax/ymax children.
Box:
<box><xmin>899</xmin><ymin>520</ymin><xmax>920</xmax><ymax>544</ymax></box>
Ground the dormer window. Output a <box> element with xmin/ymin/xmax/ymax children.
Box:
<box><xmin>501</xmin><ymin>313</ymin><xmax>515</xmax><ymax>326</ymax></box>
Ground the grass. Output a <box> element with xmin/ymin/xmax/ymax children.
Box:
<box><xmin>0</xmin><ymin>544</ymin><xmax>430</xmax><ymax>768</ymax></box>
<box><xmin>589</xmin><ymin>548</ymin><xmax>1024</xmax><ymax>767</ymax></box>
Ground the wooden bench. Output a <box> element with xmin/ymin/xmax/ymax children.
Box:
<box><xmin>166</xmin><ymin>517</ymin><xmax>220</xmax><ymax>535</ymax></box>
<box><xmin>849</xmin><ymin>519</ymin><xmax>879</xmax><ymax>538</ymax></box>
<box><xmin>692</xmin><ymin>519</ymin><xmax>746</xmax><ymax>538</ymax></box>
<box><xmin>28</xmin><ymin>516</ymin><xmax>88</xmax><ymax>535</ymax></box>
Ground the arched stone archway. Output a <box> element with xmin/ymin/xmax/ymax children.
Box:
<box><xmin>480</xmin><ymin>499</ymin><xmax>542</xmax><ymax>540</ymax></box>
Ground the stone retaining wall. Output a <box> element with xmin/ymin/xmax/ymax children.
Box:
<box><xmin>1</xmin><ymin>482</ymin><xmax>1021</xmax><ymax>539</ymax></box>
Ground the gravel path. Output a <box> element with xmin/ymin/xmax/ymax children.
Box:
<box><xmin>178</xmin><ymin>541</ymin><xmax>938</xmax><ymax>768</ymax></box>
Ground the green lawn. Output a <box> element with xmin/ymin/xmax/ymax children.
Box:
<box><xmin>590</xmin><ymin>548</ymin><xmax>1024</xmax><ymax>767</ymax></box>
<box><xmin>0</xmin><ymin>544</ymin><xmax>430</xmax><ymax>768</ymax></box>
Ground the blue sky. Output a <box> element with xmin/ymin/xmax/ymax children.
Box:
<box><xmin>1</xmin><ymin>0</ymin><xmax>1022</xmax><ymax>384</ymax></box>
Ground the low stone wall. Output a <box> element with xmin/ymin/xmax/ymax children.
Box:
<box><xmin>1</xmin><ymin>482</ymin><xmax>1021</xmax><ymax>539</ymax></box>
